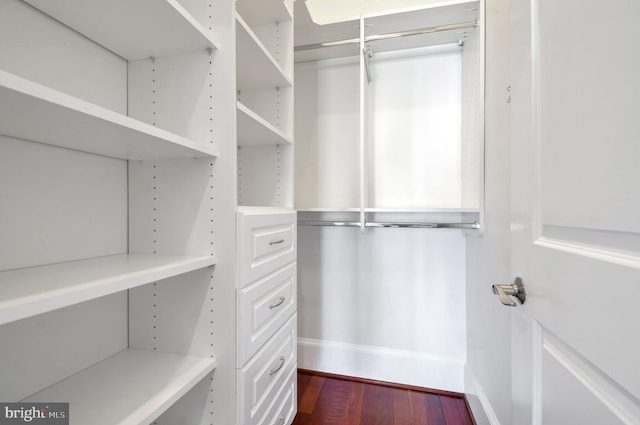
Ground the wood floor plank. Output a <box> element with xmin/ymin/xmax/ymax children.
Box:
<box><xmin>342</xmin><ymin>378</ymin><xmax>365</xmax><ymax>425</ymax></box>
<box><xmin>441</xmin><ymin>396</ymin><xmax>464</xmax><ymax>425</ymax></box>
<box><xmin>409</xmin><ymin>390</ymin><xmax>430</xmax><ymax>424</ymax></box>
<box><xmin>309</xmin><ymin>378</ymin><xmax>351</xmax><ymax>424</ymax></box>
<box><xmin>393</xmin><ymin>389</ymin><xmax>412</xmax><ymax>425</ymax></box>
<box><xmin>425</xmin><ymin>393</ymin><xmax>447</xmax><ymax>425</ymax></box>
<box><xmin>292</xmin><ymin>412</ymin><xmax>313</xmax><ymax>425</ymax></box>
<box><xmin>298</xmin><ymin>372</ymin><xmax>313</xmax><ymax>403</ymax></box>
<box><xmin>298</xmin><ymin>375</ymin><xmax>325</xmax><ymax>414</ymax></box>
<box><xmin>361</xmin><ymin>384</ymin><xmax>397</xmax><ymax>425</ymax></box>
<box><xmin>292</xmin><ymin>370</ymin><xmax>476</xmax><ymax>425</ymax></box>
<box><xmin>456</xmin><ymin>398</ymin><xmax>476</xmax><ymax>425</ymax></box>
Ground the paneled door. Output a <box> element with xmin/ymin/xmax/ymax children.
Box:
<box><xmin>509</xmin><ymin>0</ymin><xmax>640</xmax><ymax>423</ymax></box>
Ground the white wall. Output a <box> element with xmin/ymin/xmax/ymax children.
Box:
<box><xmin>297</xmin><ymin>225</ymin><xmax>467</xmax><ymax>392</ymax></box>
<box><xmin>464</xmin><ymin>0</ymin><xmax>512</xmax><ymax>424</ymax></box>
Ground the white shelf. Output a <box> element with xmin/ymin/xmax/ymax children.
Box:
<box><xmin>0</xmin><ymin>254</ymin><xmax>216</xmax><ymax>326</ymax></box>
<box><xmin>296</xmin><ymin>208</ymin><xmax>361</xmax><ymax>212</ymax></box>
<box><xmin>237</xmin><ymin>206</ymin><xmax>296</xmax><ymax>215</ymax></box>
<box><xmin>26</xmin><ymin>349</ymin><xmax>217</xmax><ymax>425</ymax></box>
<box><xmin>23</xmin><ymin>0</ymin><xmax>219</xmax><ymax>61</ymax></box>
<box><xmin>296</xmin><ymin>207</ymin><xmax>480</xmax><ymax>213</ymax></box>
<box><xmin>237</xmin><ymin>101</ymin><xmax>292</xmax><ymax>146</ymax></box>
<box><xmin>236</xmin><ymin>0</ymin><xmax>292</xmax><ymax>27</ymax></box>
<box><xmin>365</xmin><ymin>207</ymin><xmax>481</xmax><ymax>213</ymax></box>
<box><xmin>236</xmin><ymin>13</ymin><xmax>292</xmax><ymax>91</ymax></box>
<box><xmin>0</xmin><ymin>71</ymin><xmax>218</xmax><ymax>159</ymax></box>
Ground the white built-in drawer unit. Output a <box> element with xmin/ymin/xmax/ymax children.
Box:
<box><xmin>237</xmin><ymin>262</ymin><xmax>297</xmax><ymax>366</ymax></box>
<box><xmin>237</xmin><ymin>313</ymin><xmax>297</xmax><ymax>425</ymax></box>
<box><xmin>237</xmin><ymin>207</ymin><xmax>296</xmax><ymax>288</ymax></box>
<box><xmin>264</xmin><ymin>367</ymin><xmax>297</xmax><ymax>425</ymax></box>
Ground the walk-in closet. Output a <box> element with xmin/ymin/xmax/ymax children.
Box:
<box><xmin>0</xmin><ymin>0</ymin><xmax>484</xmax><ymax>423</ymax></box>
<box><xmin>4</xmin><ymin>0</ymin><xmax>636</xmax><ymax>424</ymax></box>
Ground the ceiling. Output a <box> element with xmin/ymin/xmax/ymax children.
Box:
<box><xmin>302</xmin><ymin>0</ymin><xmax>449</xmax><ymax>24</ymax></box>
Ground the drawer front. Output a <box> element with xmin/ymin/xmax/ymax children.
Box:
<box><xmin>237</xmin><ymin>211</ymin><xmax>296</xmax><ymax>288</ymax></box>
<box><xmin>259</xmin><ymin>366</ymin><xmax>297</xmax><ymax>425</ymax></box>
<box><xmin>237</xmin><ymin>263</ymin><xmax>296</xmax><ymax>367</ymax></box>
<box><xmin>237</xmin><ymin>314</ymin><xmax>297</xmax><ymax>425</ymax></box>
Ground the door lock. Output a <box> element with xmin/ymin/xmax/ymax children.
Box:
<box><xmin>492</xmin><ymin>277</ymin><xmax>526</xmax><ymax>307</ymax></box>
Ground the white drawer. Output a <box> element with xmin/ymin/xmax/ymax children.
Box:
<box><xmin>237</xmin><ymin>208</ymin><xmax>296</xmax><ymax>288</ymax></box>
<box><xmin>237</xmin><ymin>314</ymin><xmax>297</xmax><ymax>425</ymax></box>
<box><xmin>237</xmin><ymin>262</ymin><xmax>297</xmax><ymax>367</ymax></box>
<box><xmin>259</xmin><ymin>366</ymin><xmax>297</xmax><ymax>425</ymax></box>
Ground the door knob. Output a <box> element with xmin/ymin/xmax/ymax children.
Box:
<box><xmin>492</xmin><ymin>277</ymin><xmax>526</xmax><ymax>307</ymax></box>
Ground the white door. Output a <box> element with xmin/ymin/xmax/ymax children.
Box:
<box><xmin>509</xmin><ymin>0</ymin><xmax>640</xmax><ymax>423</ymax></box>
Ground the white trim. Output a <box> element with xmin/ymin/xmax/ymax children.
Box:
<box><xmin>542</xmin><ymin>330</ymin><xmax>640</xmax><ymax>425</ymax></box>
<box><xmin>532</xmin><ymin>320</ymin><xmax>543</xmax><ymax>425</ymax></box>
<box><xmin>465</xmin><ymin>366</ymin><xmax>502</xmax><ymax>425</ymax></box>
<box><xmin>535</xmin><ymin>237</ymin><xmax>640</xmax><ymax>271</ymax></box>
<box><xmin>297</xmin><ymin>338</ymin><xmax>465</xmax><ymax>392</ymax></box>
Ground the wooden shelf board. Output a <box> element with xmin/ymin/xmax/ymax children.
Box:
<box><xmin>237</xmin><ymin>0</ymin><xmax>292</xmax><ymax>27</ymax></box>
<box><xmin>23</xmin><ymin>0</ymin><xmax>219</xmax><ymax>61</ymax></box>
<box><xmin>236</xmin><ymin>13</ymin><xmax>292</xmax><ymax>91</ymax></box>
<box><xmin>0</xmin><ymin>71</ymin><xmax>218</xmax><ymax>159</ymax></box>
<box><xmin>0</xmin><ymin>253</ymin><xmax>216</xmax><ymax>326</ymax></box>
<box><xmin>26</xmin><ymin>349</ymin><xmax>217</xmax><ymax>425</ymax></box>
<box><xmin>237</xmin><ymin>101</ymin><xmax>292</xmax><ymax>146</ymax></box>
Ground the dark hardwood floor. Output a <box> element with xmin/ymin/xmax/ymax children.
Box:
<box><xmin>293</xmin><ymin>370</ymin><xmax>475</xmax><ymax>425</ymax></box>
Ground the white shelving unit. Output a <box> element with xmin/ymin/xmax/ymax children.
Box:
<box><xmin>237</xmin><ymin>101</ymin><xmax>292</xmax><ymax>146</ymax></box>
<box><xmin>3</xmin><ymin>0</ymin><xmax>293</xmax><ymax>422</ymax></box>
<box><xmin>236</xmin><ymin>0</ymin><xmax>292</xmax><ymax>27</ymax></box>
<box><xmin>236</xmin><ymin>0</ymin><xmax>295</xmax><ymax>209</ymax></box>
<box><xmin>22</xmin><ymin>0</ymin><xmax>219</xmax><ymax>61</ymax></box>
<box><xmin>0</xmin><ymin>0</ymin><xmax>224</xmax><ymax>423</ymax></box>
<box><xmin>236</xmin><ymin>14</ymin><xmax>292</xmax><ymax>91</ymax></box>
<box><xmin>0</xmin><ymin>71</ymin><xmax>218</xmax><ymax>160</ymax></box>
<box><xmin>0</xmin><ymin>254</ymin><xmax>216</xmax><ymax>326</ymax></box>
<box><xmin>27</xmin><ymin>349</ymin><xmax>217</xmax><ymax>425</ymax></box>
<box><xmin>235</xmin><ymin>1</ymin><xmax>297</xmax><ymax>424</ymax></box>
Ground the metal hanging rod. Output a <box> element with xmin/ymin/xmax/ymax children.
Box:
<box><xmin>295</xmin><ymin>20</ymin><xmax>478</xmax><ymax>52</ymax></box>
<box><xmin>299</xmin><ymin>221</ymin><xmax>480</xmax><ymax>230</ymax></box>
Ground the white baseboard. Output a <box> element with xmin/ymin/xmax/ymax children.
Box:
<box><xmin>297</xmin><ymin>338</ymin><xmax>465</xmax><ymax>393</ymax></box>
<box><xmin>465</xmin><ymin>366</ymin><xmax>502</xmax><ymax>425</ymax></box>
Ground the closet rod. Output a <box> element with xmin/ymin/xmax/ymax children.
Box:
<box><xmin>295</xmin><ymin>20</ymin><xmax>478</xmax><ymax>51</ymax></box>
<box><xmin>299</xmin><ymin>221</ymin><xmax>480</xmax><ymax>229</ymax></box>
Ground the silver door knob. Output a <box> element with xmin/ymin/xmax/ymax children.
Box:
<box><xmin>492</xmin><ymin>277</ymin><xmax>526</xmax><ymax>307</ymax></box>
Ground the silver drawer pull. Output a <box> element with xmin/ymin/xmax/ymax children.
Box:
<box><xmin>269</xmin><ymin>296</ymin><xmax>286</xmax><ymax>309</ymax></box>
<box><xmin>270</xmin><ymin>356</ymin><xmax>285</xmax><ymax>376</ymax></box>
<box><xmin>269</xmin><ymin>239</ymin><xmax>285</xmax><ymax>246</ymax></box>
